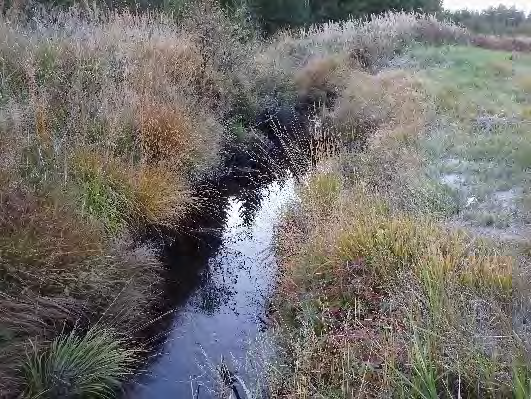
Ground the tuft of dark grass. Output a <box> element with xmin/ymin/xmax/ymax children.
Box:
<box><xmin>23</xmin><ymin>327</ymin><xmax>137</xmax><ymax>399</ymax></box>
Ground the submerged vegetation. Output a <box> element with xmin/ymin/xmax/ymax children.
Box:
<box><xmin>0</xmin><ymin>0</ymin><xmax>529</xmax><ymax>396</ymax></box>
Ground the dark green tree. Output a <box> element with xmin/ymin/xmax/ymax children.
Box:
<box><xmin>442</xmin><ymin>5</ymin><xmax>531</xmax><ymax>36</ymax></box>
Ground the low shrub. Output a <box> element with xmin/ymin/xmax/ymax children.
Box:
<box><xmin>472</xmin><ymin>34</ymin><xmax>531</xmax><ymax>53</ymax></box>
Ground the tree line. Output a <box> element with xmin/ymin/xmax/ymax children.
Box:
<box><xmin>220</xmin><ymin>0</ymin><xmax>442</xmax><ymax>34</ymax></box>
<box><xmin>3</xmin><ymin>0</ymin><xmax>530</xmax><ymax>37</ymax></box>
<box><xmin>442</xmin><ymin>5</ymin><xmax>531</xmax><ymax>36</ymax></box>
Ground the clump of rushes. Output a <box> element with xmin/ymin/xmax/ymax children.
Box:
<box><xmin>137</xmin><ymin>100</ymin><xmax>221</xmax><ymax>174</ymax></box>
<box><xmin>23</xmin><ymin>327</ymin><xmax>137</xmax><ymax>399</ymax></box>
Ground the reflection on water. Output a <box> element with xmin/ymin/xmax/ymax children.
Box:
<box><xmin>129</xmin><ymin>166</ymin><xmax>297</xmax><ymax>398</ymax></box>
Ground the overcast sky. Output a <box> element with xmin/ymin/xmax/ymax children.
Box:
<box><xmin>444</xmin><ymin>0</ymin><xmax>531</xmax><ymax>14</ymax></box>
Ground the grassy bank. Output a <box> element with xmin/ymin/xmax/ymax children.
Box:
<box><xmin>272</xmin><ymin>45</ymin><xmax>530</xmax><ymax>397</ymax></box>
<box><xmin>0</xmin><ymin>3</ymin><xmax>259</xmax><ymax>396</ymax></box>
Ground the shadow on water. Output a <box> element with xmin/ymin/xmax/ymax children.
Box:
<box><xmin>127</xmin><ymin>142</ymin><xmax>303</xmax><ymax>398</ymax></box>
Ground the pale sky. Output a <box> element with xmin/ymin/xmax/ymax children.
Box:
<box><xmin>444</xmin><ymin>0</ymin><xmax>531</xmax><ymax>14</ymax></box>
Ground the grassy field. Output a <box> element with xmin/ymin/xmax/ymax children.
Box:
<box><xmin>272</xmin><ymin>44</ymin><xmax>530</xmax><ymax>398</ymax></box>
<box><xmin>414</xmin><ymin>46</ymin><xmax>531</xmax><ymax>234</ymax></box>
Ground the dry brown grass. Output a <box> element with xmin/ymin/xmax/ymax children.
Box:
<box><xmin>293</xmin><ymin>54</ymin><xmax>354</xmax><ymax>102</ymax></box>
<box><xmin>131</xmin><ymin>165</ymin><xmax>192</xmax><ymax>224</ymax></box>
<box><xmin>472</xmin><ymin>34</ymin><xmax>531</xmax><ymax>53</ymax></box>
<box><xmin>72</xmin><ymin>149</ymin><xmax>192</xmax><ymax>228</ymax></box>
<box><xmin>0</xmin><ymin>3</ymin><xmax>240</xmax><ymax>260</ymax></box>
<box><xmin>2</xmin><ymin>3</ymin><xmax>528</xmax><ymax>396</ymax></box>
<box><xmin>255</xmin><ymin>12</ymin><xmax>467</xmax><ymax>87</ymax></box>
<box><xmin>516</xmin><ymin>74</ymin><xmax>531</xmax><ymax>95</ymax></box>
<box><xmin>137</xmin><ymin>99</ymin><xmax>222</xmax><ymax>173</ymax></box>
<box><xmin>488</xmin><ymin>59</ymin><xmax>514</xmax><ymax>77</ymax></box>
<box><xmin>331</xmin><ymin>69</ymin><xmax>430</xmax><ymax>147</ymax></box>
<box><xmin>270</xmin><ymin>37</ymin><xmax>527</xmax><ymax>396</ymax></box>
<box><xmin>0</xmin><ymin>5</ymin><xmax>241</xmax><ymax>184</ymax></box>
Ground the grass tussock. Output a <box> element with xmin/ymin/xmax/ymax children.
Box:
<box><xmin>332</xmin><ymin>69</ymin><xmax>430</xmax><ymax>146</ymax></box>
<box><xmin>73</xmin><ymin>150</ymin><xmax>192</xmax><ymax>230</ymax></box>
<box><xmin>23</xmin><ymin>327</ymin><xmax>137</xmax><ymax>399</ymax></box>
<box><xmin>137</xmin><ymin>100</ymin><xmax>222</xmax><ymax>174</ymax></box>
<box><xmin>0</xmin><ymin>9</ymin><xmax>229</xmax><ymax>232</ymax></box>
<box><xmin>0</xmin><ymin>185</ymin><xmax>159</xmax><ymax>394</ymax></box>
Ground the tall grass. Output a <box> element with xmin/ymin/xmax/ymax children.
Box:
<box><xmin>513</xmin><ymin>361</ymin><xmax>531</xmax><ymax>399</ymax></box>
<box><xmin>270</xmin><ymin>36</ymin><xmax>524</xmax><ymax>397</ymax></box>
<box><xmin>0</xmin><ymin>2</ymin><xmax>264</xmax><ymax>394</ymax></box>
<box><xmin>273</xmin><ymin>169</ymin><xmax>516</xmax><ymax>396</ymax></box>
<box><xmin>254</xmin><ymin>12</ymin><xmax>467</xmax><ymax>96</ymax></box>
<box><xmin>0</xmin><ymin>185</ymin><xmax>159</xmax><ymax>394</ymax></box>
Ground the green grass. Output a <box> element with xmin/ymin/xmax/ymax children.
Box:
<box><xmin>23</xmin><ymin>327</ymin><xmax>137</xmax><ymax>399</ymax></box>
<box><xmin>395</xmin><ymin>332</ymin><xmax>439</xmax><ymax>399</ymax></box>
<box><xmin>410</xmin><ymin>45</ymin><xmax>531</xmax><ymax>228</ymax></box>
<box><xmin>74</xmin><ymin>161</ymin><xmax>131</xmax><ymax>234</ymax></box>
<box><xmin>513</xmin><ymin>361</ymin><xmax>531</xmax><ymax>399</ymax></box>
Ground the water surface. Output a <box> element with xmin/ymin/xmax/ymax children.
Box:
<box><xmin>130</xmin><ymin>168</ymin><xmax>296</xmax><ymax>398</ymax></box>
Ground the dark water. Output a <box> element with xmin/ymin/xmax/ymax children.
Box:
<box><xmin>128</xmin><ymin>161</ymin><xmax>297</xmax><ymax>398</ymax></box>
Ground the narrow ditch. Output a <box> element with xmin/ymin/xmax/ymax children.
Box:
<box><xmin>128</xmin><ymin>143</ymin><xmax>301</xmax><ymax>398</ymax></box>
